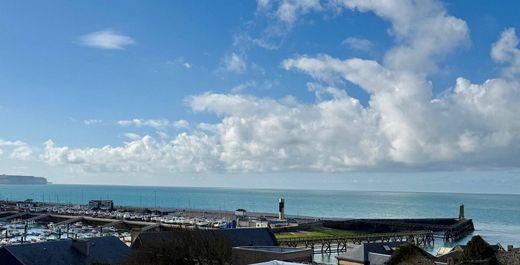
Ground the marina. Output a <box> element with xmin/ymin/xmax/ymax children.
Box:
<box><xmin>0</xmin><ymin>200</ymin><xmax>236</xmax><ymax>247</ymax></box>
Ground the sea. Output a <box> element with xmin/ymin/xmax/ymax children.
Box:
<box><xmin>1</xmin><ymin>184</ymin><xmax>519</xmax><ymax>256</ymax></box>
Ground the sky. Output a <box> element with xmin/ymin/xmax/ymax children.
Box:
<box><xmin>1</xmin><ymin>0</ymin><xmax>520</xmax><ymax>193</ymax></box>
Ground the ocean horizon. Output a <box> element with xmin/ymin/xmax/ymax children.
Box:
<box><xmin>1</xmin><ymin>183</ymin><xmax>519</xmax><ymax>248</ymax></box>
<box><xmin>45</xmin><ymin>182</ymin><xmax>520</xmax><ymax>196</ymax></box>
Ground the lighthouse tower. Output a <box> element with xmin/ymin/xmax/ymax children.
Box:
<box><xmin>278</xmin><ymin>198</ymin><xmax>285</xmax><ymax>220</ymax></box>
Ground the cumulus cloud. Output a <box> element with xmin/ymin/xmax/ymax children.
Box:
<box><xmin>41</xmin><ymin>135</ymin><xmax>221</xmax><ymax>173</ymax></box>
<box><xmin>331</xmin><ymin>0</ymin><xmax>469</xmax><ymax>72</ymax></box>
<box><xmin>0</xmin><ymin>140</ymin><xmax>26</xmax><ymax>147</ymax></box>
<box><xmin>173</xmin><ymin>120</ymin><xmax>190</xmax><ymax>129</ymax></box>
<box><xmin>35</xmin><ymin>1</ymin><xmax>520</xmax><ymax>174</ymax></box>
<box><xmin>256</xmin><ymin>0</ymin><xmax>468</xmax><ymax>72</ymax></box>
<box><xmin>491</xmin><ymin>27</ymin><xmax>520</xmax><ymax>77</ymax></box>
<box><xmin>117</xmin><ymin>119</ymin><xmax>172</xmax><ymax>131</ymax></box>
<box><xmin>0</xmin><ymin>139</ymin><xmax>34</xmax><ymax>160</ymax></box>
<box><xmin>79</xmin><ymin>29</ymin><xmax>135</xmax><ymax>50</ymax></box>
<box><xmin>10</xmin><ymin>146</ymin><xmax>33</xmax><ymax>160</ymax></box>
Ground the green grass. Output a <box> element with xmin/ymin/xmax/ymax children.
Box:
<box><xmin>275</xmin><ymin>228</ymin><xmax>362</xmax><ymax>240</ymax></box>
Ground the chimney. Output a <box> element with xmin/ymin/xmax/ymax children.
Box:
<box><xmin>72</xmin><ymin>238</ymin><xmax>90</xmax><ymax>256</ymax></box>
<box><xmin>459</xmin><ymin>204</ymin><xmax>465</xmax><ymax>220</ymax></box>
<box><xmin>278</xmin><ymin>198</ymin><xmax>285</xmax><ymax>220</ymax></box>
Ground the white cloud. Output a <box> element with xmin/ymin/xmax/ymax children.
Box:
<box><xmin>491</xmin><ymin>27</ymin><xmax>520</xmax><ymax>77</ymax></box>
<box><xmin>231</xmin><ymin>81</ymin><xmax>257</xmax><ymax>93</ymax></box>
<box><xmin>331</xmin><ymin>0</ymin><xmax>469</xmax><ymax>73</ymax></box>
<box><xmin>257</xmin><ymin>0</ymin><xmax>322</xmax><ymax>27</ymax></box>
<box><xmin>24</xmin><ymin>2</ymin><xmax>520</xmax><ymax>175</ymax></box>
<box><xmin>168</xmin><ymin>57</ymin><xmax>193</xmax><ymax>69</ymax></box>
<box><xmin>41</xmin><ymin>135</ymin><xmax>221</xmax><ymax>173</ymax></box>
<box><xmin>83</xmin><ymin>119</ymin><xmax>102</xmax><ymax>126</ymax></box>
<box><xmin>256</xmin><ymin>0</ymin><xmax>468</xmax><ymax>73</ymax></box>
<box><xmin>124</xmin><ymin>133</ymin><xmax>141</xmax><ymax>140</ymax></box>
<box><xmin>79</xmin><ymin>29</ymin><xmax>135</xmax><ymax>50</ymax></box>
<box><xmin>220</xmin><ymin>53</ymin><xmax>247</xmax><ymax>74</ymax></box>
<box><xmin>237</xmin><ymin>0</ymin><xmax>322</xmax><ymax>51</ymax></box>
<box><xmin>173</xmin><ymin>120</ymin><xmax>190</xmax><ymax>129</ymax></box>
<box><xmin>10</xmin><ymin>146</ymin><xmax>33</xmax><ymax>160</ymax></box>
<box><xmin>0</xmin><ymin>139</ymin><xmax>34</xmax><ymax>160</ymax></box>
<box><xmin>0</xmin><ymin>140</ymin><xmax>26</xmax><ymax>147</ymax></box>
<box><xmin>342</xmin><ymin>37</ymin><xmax>374</xmax><ymax>52</ymax></box>
<box><xmin>117</xmin><ymin>119</ymin><xmax>172</xmax><ymax>131</ymax></box>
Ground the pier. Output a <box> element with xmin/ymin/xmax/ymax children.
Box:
<box><xmin>323</xmin><ymin>217</ymin><xmax>474</xmax><ymax>243</ymax></box>
<box><xmin>278</xmin><ymin>230</ymin><xmax>434</xmax><ymax>254</ymax></box>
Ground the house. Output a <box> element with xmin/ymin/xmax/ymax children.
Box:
<box><xmin>0</xmin><ymin>236</ymin><xmax>131</xmax><ymax>265</ymax></box>
<box><xmin>435</xmin><ymin>243</ymin><xmax>505</xmax><ymax>264</ymax></box>
<box><xmin>232</xmin><ymin>246</ymin><xmax>313</xmax><ymax>265</ymax></box>
<box><xmin>336</xmin><ymin>242</ymin><xmax>439</xmax><ymax>265</ymax></box>
<box><xmin>131</xmin><ymin>227</ymin><xmax>279</xmax><ymax>249</ymax></box>
<box><xmin>497</xmin><ymin>245</ymin><xmax>520</xmax><ymax>265</ymax></box>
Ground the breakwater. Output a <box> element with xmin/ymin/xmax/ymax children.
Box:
<box><xmin>323</xmin><ymin>218</ymin><xmax>474</xmax><ymax>242</ymax></box>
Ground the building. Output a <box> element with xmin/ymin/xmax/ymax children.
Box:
<box><xmin>435</xmin><ymin>243</ymin><xmax>505</xmax><ymax>265</ymax></box>
<box><xmin>0</xmin><ymin>236</ymin><xmax>131</xmax><ymax>265</ymax></box>
<box><xmin>336</xmin><ymin>242</ymin><xmax>421</xmax><ymax>265</ymax></box>
<box><xmin>497</xmin><ymin>245</ymin><xmax>520</xmax><ymax>265</ymax></box>
<box><xmin>131</xmin><ymin>227</ymin><xmax>279</xmax><ymax>249</ymax></box>
<box><xmin>221</xmin><ymin>227</ymin><xmax>279</xmax><ymax>247</ymax></box>
<box><xmin>88</xmin><ymin>200</ymin><xmax>114</xmax><ymax>211</ymax></box>
<box><xmin>232</xmin><ymin>246</ymin><xmax>312</xmax><ymax>265</ymax></box>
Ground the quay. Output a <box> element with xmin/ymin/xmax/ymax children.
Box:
<box><xmin>323</xmin><ymin>217</ymin><xmax>474</xmax><ymax>242</ymax></box>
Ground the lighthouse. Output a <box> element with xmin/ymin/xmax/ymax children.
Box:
<box><xmin>278</xmin><ymin>198</ymin><xmax>285</xmax><ymax>220</ymax></box>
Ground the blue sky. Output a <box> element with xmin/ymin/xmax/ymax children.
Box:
<box><xmin>1</xmin><ymin>0</ymin><xmax>520</xmax><ymax>193</ymax></box>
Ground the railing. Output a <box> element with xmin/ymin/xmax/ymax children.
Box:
<box><xmin>277</xmin><ymin>230</ymin><xmax>435</xmax><ymax>254</ymax></box>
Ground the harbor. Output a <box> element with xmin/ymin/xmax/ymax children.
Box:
<box><xmin>0</xmin><ymin>198</ymin><xmax>475</xmax><ymax>256</ymax></box>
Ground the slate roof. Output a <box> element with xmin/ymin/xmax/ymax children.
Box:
<box><xmin>435</xmin><ymin>244</ymin><xmax>504</xmax><ymax>263</ymax></box>
<box><xmin>132</xmin><ymin>228</ymin><xmax>278</xmax><ymax>249</ymax></box>
<box><xmin>0</xmin><ymin>236</ymin><xmax>131</xmax><ymax>265</ymax></box>
<box><xmin>336</xmin><ymin>242</ymin><xmax>407</xmax><ymax>263</ymax></box>
<box><xmin>221</xmin><ymin>228</ymin><xmax>278</xmax><ymax>247</ymax></box>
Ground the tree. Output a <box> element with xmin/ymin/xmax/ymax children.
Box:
<box><xmin>122</xmin><ymin>228</ymin><xmax>232</xmax><ymax>265</ymax></box>
<box><xmin>386</xmin><ymin>243</ymin><xmax>435</xmax><ymax>265</ymax></box>
<box><xmin>460</xmin><ymin>235</ymin><xmax>497</xmax><ymax>265</ymax></box>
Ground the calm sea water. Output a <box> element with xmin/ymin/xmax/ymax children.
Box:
<box><xmin>0</xmin><ymin>184</ymin><xmax>519</xmax><ymax>247</ymax></box>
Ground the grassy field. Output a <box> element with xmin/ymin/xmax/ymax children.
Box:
<box><xmin>275</xmin><ymin>228</ymin><xmax>363</xmax><ymax>240</ymax></box>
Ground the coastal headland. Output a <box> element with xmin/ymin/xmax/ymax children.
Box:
<box><xmin>0</xmin><ymin>175</ymin><xmax>47</xmax><ymax>185</ymax></box>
